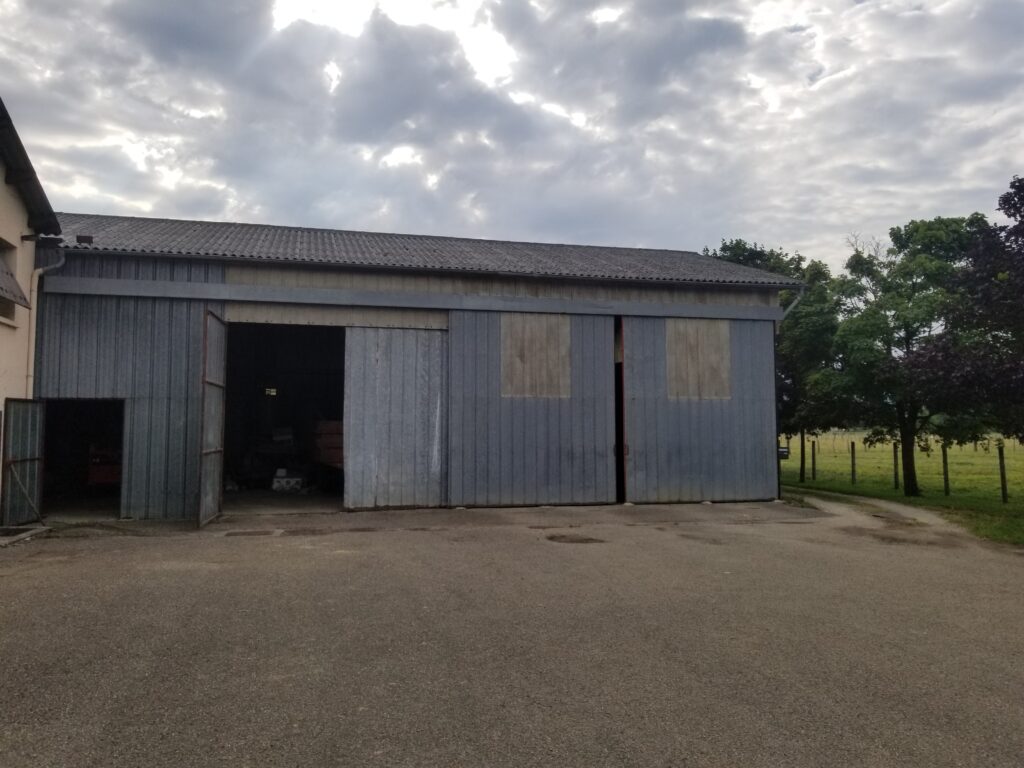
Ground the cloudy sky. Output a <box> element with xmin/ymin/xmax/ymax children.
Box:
<box><xmin>1</xmin><ymin>0</ymin><xmax>1021</xmax><ymax>269</ymax></box>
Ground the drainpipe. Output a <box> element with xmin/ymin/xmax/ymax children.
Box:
<box><xmin>25</xmin><ymin>243</ymin><xmax>65</xmax><ymax>398</ymax></box>
<box><xmin>778</xmin><ymin>284</ymin><xmax>805</xmax><ymax>331</ymax></box>
<box><xmin>778</xmin><ymin>286</ymin><xmax>802</xmax><ymax>323</ymax></box>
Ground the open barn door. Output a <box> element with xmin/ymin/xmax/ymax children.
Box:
<box><xmin>198</xmin><ymin>310</ymin><xmax>226</xmax><ymax>527</ymax></box>
<box><xmin>2</xmin><ymin>399</ymin><xmax>45</xmax><ymax>526</ymax></box>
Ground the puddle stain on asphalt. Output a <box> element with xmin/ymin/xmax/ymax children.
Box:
<box><xmin>546</xmin><ymin>533</ymin><xmax>605</xmax><ymax>544</ymax></box>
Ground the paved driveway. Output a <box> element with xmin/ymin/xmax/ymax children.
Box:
<box><xmin>2</xmin><ymin>498</ymin><xmax>1023</xmax><ymax>767</ymax></box>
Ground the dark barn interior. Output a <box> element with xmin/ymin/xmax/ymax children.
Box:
<box><xmin>42</xmin><ymin>399</ymin><xmax>124</xmax><ymax>518</ymax></box>
<box><xmin>224</xmin><ymin>324</ymin><xmax>345</xmax><ymax>499</ymax></box>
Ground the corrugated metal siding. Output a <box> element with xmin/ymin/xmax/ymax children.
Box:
<box><xmin>343</xmin><ymin>328</ymin><xmax>448</xmax><ymax>509</ymax></box>
<box><xmin>448</xmin><ymin>311</ymin><xmax>615</xmax><ymax>506</ymax></box>
<box><xmin>623</xmin><ymin>317</ymin><xmax>776</xmax><ymax>502</ymax></box>
<box><xmin>226</xmin><ymin>264</ymin><xmax>779</xmax><ymax>307</ymax></box>
<box><xmin>35</xmin><ymin>255</ymin><xmax>224</xmax><ymax>520</ymax></box>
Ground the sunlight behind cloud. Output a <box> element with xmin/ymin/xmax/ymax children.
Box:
<box><xmin>589</xmin><ymin>7</ymin><xmax>624</xmax><ymax>24</ymax></box>
<box><xmin>380</xmin><ymin>145</ymin><xmax>423</xmax><ymax>168</ymax></box>
<box><xmin>272</xmin><ymin>0</ymin><xmax>516</xmax><ymax>85</ymax></box>
<box><xmin>323</xmin><ymin>61</ymin><xmax>342</xmax><ymax>93</ymax></box>
<box><xmin>272</xmin><ymin>0</ymin><xmax>374</xmax><ymax>36</ymax></box>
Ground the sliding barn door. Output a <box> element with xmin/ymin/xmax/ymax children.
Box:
<box><xmin>198</xmin><ymin>310</ymin><xmax>226</xmax><ymax>526</ymax></box>
<box><xmin>343</xmin><ymin>328</ymin><xmax>447</xmax><ymax>509</ymax></box>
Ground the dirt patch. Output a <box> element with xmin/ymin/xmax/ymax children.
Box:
<box><xmin>224</xmin><ymin>530</ymin><xmax>275</xmax><ymax>537</ymax></box>
<box><xmin>281</xmin><ymin>528</ymin><xmax>335</xmax><ymax>537</ymax></box>
<box><xmin>546</xmin><ymin>533</ymin><xmax>605</xmax><ymax>544</ymax></box>
<box><xmin>529</xmin><ymin>524</ymin><xmax>580</xmax><ymax>530</ymax></box>
<box><xmin>346</xmin><ymin>527</ymin><xmax>381</xmax><ymax>533</ymax></box>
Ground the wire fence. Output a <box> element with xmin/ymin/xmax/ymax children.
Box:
<box><xmin>780</xmin><ymin>431</ymin><xmax>1023</xmax><ymax>506</ymax></box>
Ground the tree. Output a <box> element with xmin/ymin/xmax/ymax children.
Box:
<box><xmin>776</xmin><ymin>260</ymin><xmax>840</xmax><ymax>480</ymax></box>
<box><xmin>820</xmin><ymin>216</ymin><xmax>986</xmax><ymax>496</ymax></box>
<box><xmin>910</xmin><ymin>177</ymin><xmax>1024</xmax><ymax>441</ymax></box>
<box><xmin>708</xmin><ymin>240</ymin><xmax>840</xmax><ymax>480</ymax></box>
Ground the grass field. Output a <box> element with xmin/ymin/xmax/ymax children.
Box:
<box><xmin>780</xmin><ymin>431</ymin><xmax>1024</xmax><ymax>545</ymax></box>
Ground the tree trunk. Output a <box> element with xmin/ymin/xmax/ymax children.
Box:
<box><xmin>799</xmin><ymin>428</ymin><xmax>806</xmax><ymax>483</ymax></box>
<box><xmin>897</xmin><ymin>406</ymin><xmax>921</xmax><ymax>496</ymax></box>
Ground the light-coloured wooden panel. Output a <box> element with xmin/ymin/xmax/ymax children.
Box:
<box><xmin>500</xmin><ymin>313</ymin><xmax>570</xmax><ymax>398</ymax></box>
<box><xmin>225</xmin><ymin>264</ymin><xmax>777</xmax><ymax>308</ymax></box>
<box><xmin>666</xmin><ymin>319</ymin><xmax>731</xmax><ymax>400</ymax></box>
<box><xmin>224</xmin><ymin>302</ymin><xmax>447</xmax><ymax>329</ymax></box>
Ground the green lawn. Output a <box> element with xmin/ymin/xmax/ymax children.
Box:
<box><xmin>780</xmin><ymin>432</ymin><xmax>1024</xmax><ymax>546</ymax></box>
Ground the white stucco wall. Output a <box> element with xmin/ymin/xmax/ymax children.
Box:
<box><xmin>0</xmin><ymin>157</ymin><xmax>36</xmax><ymax>406</ymax></box>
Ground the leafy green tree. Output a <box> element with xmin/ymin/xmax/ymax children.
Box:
<box><xmin>819</xmin><ymin>216</ymin><xmax>987</xmax><ymax>496</ymax></box>
<box><xmin>910</xmin><ymin>178</ymin><xmax>1024</xmax><ymax>442</ymax></box>
<box><xmin>776</xmin><ymin>260</ymin><xmax>840</xmax><ymax>480</ymax></box>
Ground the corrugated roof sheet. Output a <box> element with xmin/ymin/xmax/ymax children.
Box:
<box><xmin>53</xmin><ymin>212</ymin><xmax>801</xmax><ymax>288</ymax></box>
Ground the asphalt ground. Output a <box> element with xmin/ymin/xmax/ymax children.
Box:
<box><xmin>2</xmin><ymin>497</ymin><xmax>1022</xmax><ymax>767</ymax></box>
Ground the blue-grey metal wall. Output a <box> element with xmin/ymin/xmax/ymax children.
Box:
<box><xmin>623</xmin><ymin>317</ymin><xmax>777</xmax><ymax>502</ymax></box>
<box><xmin>448</xmin><ymin>311</ymin><xmax>616</xmax><ymax>506</ymax></box>
<box><xmin>35</xmin><ymin>255</ymin><xmax>224</xmax><ymax>520</ymax></box>
<box><xmin>343</xmin><ymin>327</ymin><xmax>448</xmax><ymax>509</ymax></box>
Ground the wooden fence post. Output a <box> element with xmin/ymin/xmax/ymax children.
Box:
<box><xmin>811</xmin><ymin>440</ymin><xmax>817</xmax><ymax>481</ymax></box>
<box><xmin>998</xmin><ymin>445</ymin><xmax>1008</xmax><ymax>503</ymax></box>
<box><xmin>851</xmin><ymin>441</ymin><xmax>857</xmax><ymax>485</ymax></box>
<box><xmin>893</xmin><ymin>442</ymin><xmax>900</xmax><ymax>490</ymax></box>
<box><xmin>941</xmin><ymin>444</ymin><xmax>950</xmax><ymax>496</ymax></box>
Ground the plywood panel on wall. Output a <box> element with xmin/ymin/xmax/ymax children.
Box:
<box><xmin>500</xmin><ymin>313</ymin><xmax>570</xmax><ymax>398</ymax></box>
<box><xmin>666</xmin><ymin>318</ymin><xmax>731</xmax><ymax>400</ymax></box>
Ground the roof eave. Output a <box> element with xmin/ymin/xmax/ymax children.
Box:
<box><xmin>0</xmin><ymin>100</ymin><xmax>61</xmax><ymax>236</ymax></box>
<box><xmin>57</xmin><ymin>245</ymin><xmax>801</xmax><ymax>290</ymax></box>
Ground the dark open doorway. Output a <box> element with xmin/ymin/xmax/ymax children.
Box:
<box><xmin>42</xmin><ymin>399</ymin><xmax>124</xmax><ymax>519</ymax></box>
<box><xmin>224</xmin><ymin>324</ymin><xmax>345</xmax><ymax>511</ymax></box>
<box><xmin>614</xmin><ymin>316</ymin><xmax>626</xmax><ymax>503</ymax></box>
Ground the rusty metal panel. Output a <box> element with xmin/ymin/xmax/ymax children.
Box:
<box><xmin>343</xmin><ymin>328</ymin><xmax>448</xmax><ymax>509</ymax></box>
<box><xmin>623</xmin><ymin>317</ymin><xmax>776</xmax><ymax>503</ymax></box>
<box><xmin>448</xmin><ymin>311</ymin><xmax>615</xmax><ymax>507</ymax></box>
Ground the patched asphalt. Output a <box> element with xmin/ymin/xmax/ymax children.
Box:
<box><xmin>2</xmin><ymin>498</ymin><xmax>1022</xmax><ymax>767</ymax></box>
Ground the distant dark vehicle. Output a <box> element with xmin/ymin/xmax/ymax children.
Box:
<box><xmin>778</xmin><ymin>446</ymin><xmax>790</xmax><ymax>460</ymax></box>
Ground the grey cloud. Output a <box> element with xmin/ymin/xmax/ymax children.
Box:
<box><xmin>330</xmin><ymin>12</ymin><xmax>538</xmax><ymax>147</ymax></box>
<box><xmin>0</xmin><ymin>0</ymin><xmax>1021</xmax><ymax>268</ymax></box>
<box><xmin>107</xmin><ymin>0</ymin><xmax>275</xmax><ymax>74</ymax></box>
